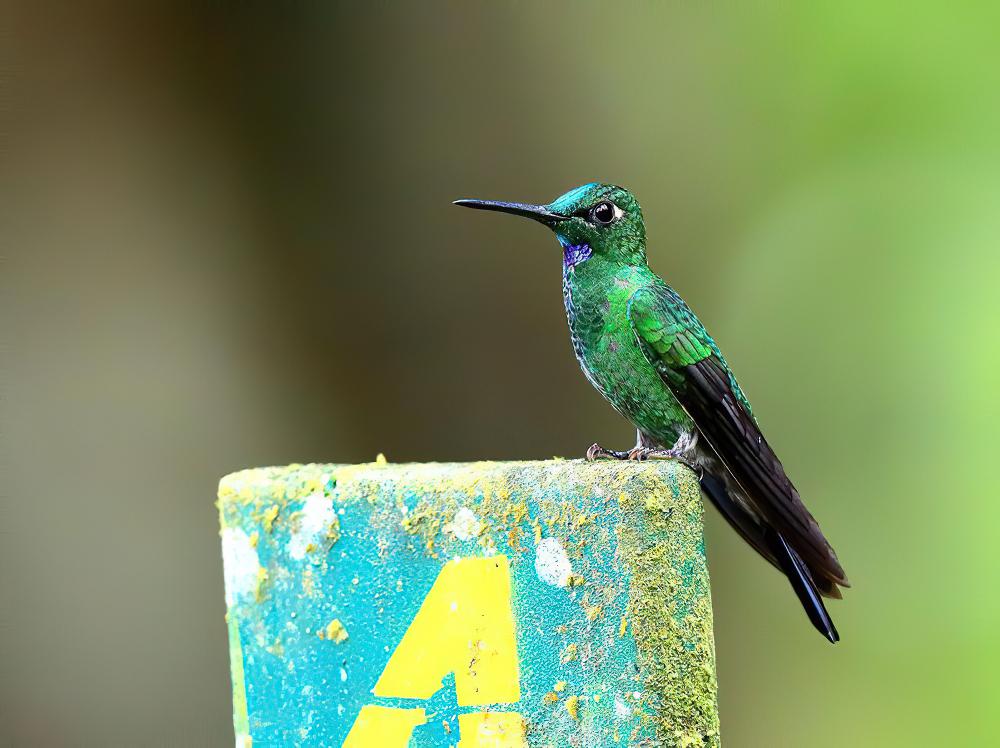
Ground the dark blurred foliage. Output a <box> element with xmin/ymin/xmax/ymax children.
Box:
<box><xmin>3</xmin><ymin>3</ymin><xmax>1000</xmax><ymax>745</ymax></box>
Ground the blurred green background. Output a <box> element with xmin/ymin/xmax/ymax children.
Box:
<box><xmin>3</xmin><ymin>2</ymin><xmax>999</xmax><ymax>746</ymax></box>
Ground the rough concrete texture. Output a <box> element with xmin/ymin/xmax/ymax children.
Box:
<box><xmin>218</xmin><ymin>459</ymin><xmax>719</xmax><ymax>747</ymax></box>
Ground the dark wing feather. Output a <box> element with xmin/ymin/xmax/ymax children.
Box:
<box><xmin>628</xmin><ymin>286</ymin><xmax>848</xmax><ymax>593</ymax></box>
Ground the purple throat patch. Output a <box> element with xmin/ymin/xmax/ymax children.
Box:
<box><xmin>563</xmin><ymin>243</ymin><xmax>592</xmax><ymax>269</ymax></box>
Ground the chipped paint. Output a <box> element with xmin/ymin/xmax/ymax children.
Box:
<box><xmin>221</xmin><ymin>528</ymin><xmax>260</xmax><ymax>607</ymax></box>
<box><xmin>288</xmin><ymin>492</ymin><xmax>339</xmax><ymax>560</ymax></box>
<box><xmin>455</xmin><ymin>711</ymin><xmax>525</xmax><ymax>747</ymax></box>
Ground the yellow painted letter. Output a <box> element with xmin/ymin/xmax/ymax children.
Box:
<box><xmin>374</xmin><ymin>556</ymin><xmax>521</xmax><ymax>706</ymax></box>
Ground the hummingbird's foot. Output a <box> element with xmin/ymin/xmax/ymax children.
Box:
<box><xmin>586</xmin><ymin>443</ymin><xmax>631</xmax><ymax>461</ymax></box>
<box><xmin>627</xmin><ymin>447</ymin><xmax>702</xmax><ymax>477</ymax></box>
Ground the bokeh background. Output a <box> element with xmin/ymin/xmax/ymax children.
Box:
<box><xmin>3</xmin><ymin>3</ymin><xmax>999</xmax><ymax>746</ymax></box>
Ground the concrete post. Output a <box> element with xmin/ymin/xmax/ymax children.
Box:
<box><xmin>218</xmin><ymin>459</ymin><xmax>719</xmax><ymax>747</ymax></box>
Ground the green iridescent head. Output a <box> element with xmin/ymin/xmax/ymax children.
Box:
<box><xmin>454</xmin><ymin>183</ymin><xmax>647</xmax><ymax>266</ymax></box>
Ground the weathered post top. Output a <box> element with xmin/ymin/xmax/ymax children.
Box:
<box><xmin>218</xmin><ymin>459</ymin><xmax>719</xmax><ymax>747</ymax></box>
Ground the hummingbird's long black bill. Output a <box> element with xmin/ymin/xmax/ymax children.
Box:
<box><xmin>453</xmin><ymin>199</ymin><xmax>569</xmax><ymax>225</ymax></box>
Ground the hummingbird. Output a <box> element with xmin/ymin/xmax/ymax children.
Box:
<box><xmin>454</xmin><ymin>183</ymin><xmax>848</xmax><ymax>642</ymax></box>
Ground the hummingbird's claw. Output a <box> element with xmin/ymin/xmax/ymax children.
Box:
<box><xmin>586</xmin><ymin>443</ymin><xmax>630</xmax><ymax>461</ymax></box>
<box><xmin>627</xmin><ymin>447</ymin><xmax>702</xmax><ymax>477</ymax></box>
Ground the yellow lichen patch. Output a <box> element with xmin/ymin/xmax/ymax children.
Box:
<box><xmin>507</xmin><ymin>525</ymin><xmax>523</xmax><ymax>552</ymax></box>
<box><xmin>295</xmin><ymin>479</ymin><xmax>322</xmax><ymax>499</ymax></box>
<box><xmin>478</xmin><ymin>534</ymin><xmax>497</xmax><ymax>556</ymax></box>
<box><xmin>266</xmin><ymin>637</ymin><xmax>284</xmax><ymax>657</ymax></box>
<box><xmin>553</xmin><ymin>680</ymin><xmax>567</xmax><ymax>692</ymax></box>
<box><xmin>401</xmin><ymin>502</ymin><xmax>443</xmax><ymax>544</ymax></box>
<box><xmin>249</xmin><ymin>531</ymin><xmax>259</xmax><ymax>548</ymax></box>
<box><xmin>543</xmin><ymin>691</ymin><xmax>559</xmax><ymax>705</ymax></box>
<box><xmin>565</xmin><ymin>695</ymin><xmax>580</xmax><ymax>720</ymax></box>
<box><xmin>584</xmin><ymin>604</ymin><xmax>603</xmax><ymax>622</ymax></box>
<box><xmin>254</xmin><ymin>567</ymin><xmax>269</xmax><ymax>603</ymax></box>
<box><xmin>560</xmin><ymin>643</ymin><xmax>578</xmax><ymax>664</ymax></box>
<box><xmin>616</xmin><ymin>464</ymin><xmax>719</xmax><ymax>745</ymax></box>
<box><xmin>327</xmin><ymin>522</ymin><xmax>341</xmax><ymax>543</ymax></box>
<box><xmin>619</xmin><ymin>616</ymin><xmax>628</xmax><ymax>637</ymax></box>
<box><xmin>319</xmin><ymin>618</ymin><xmax>349</xmax><ymax>644</ymax></box>
<box><xmin>566</xmin><ymin>574</ymin><xmax>586</xmax><ymax>588</ymax></box>
<box><xmin>262</xmin><ymin>505</ymin><xmax>279</xmax><ymax>533</ymax></box>
<box><xmin>675</xmin><ymin>729</ymin><xmax>710</xmax><ymax>747</ymax></box>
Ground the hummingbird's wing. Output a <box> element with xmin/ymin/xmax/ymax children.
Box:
<box><xmin>627</xmin><ymin>286</ymin><xmax>848</xmax><ymax>594</ymax></box>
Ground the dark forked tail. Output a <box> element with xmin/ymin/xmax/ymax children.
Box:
<box><xmin>767</xmin><ymin>527</ymin><xmax>839</xmax><ymax>643</ymax></box>
<box><xmin>700</xmin><ymin>471</ymin><xmax>839</xmax><ymax>643</ymax></box>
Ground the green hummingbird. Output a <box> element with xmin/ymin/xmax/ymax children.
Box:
<box><xmin>455</xmin><ymin>183</ymin><xmax>848</xmax><ymax>642</ymax></box>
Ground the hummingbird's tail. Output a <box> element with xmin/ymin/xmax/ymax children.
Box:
<box><xmin>699</xmin><ymin>471</ymin><xmax>839</xmax><ymax>643</ymax></box>
<box><xmin>767</xmin><ymin>527</ymin><xmax>839</xmax><ymax>643</ymax></box>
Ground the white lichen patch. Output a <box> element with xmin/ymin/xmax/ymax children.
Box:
<box><xmin>443</xmin><ymin>507</ymin><xmax>482</xmax><ymax>540</ymax></box>
<box><xmin>222</xmin><ymin>528</ymin><xmax>260</xmax><ymax>607</ymax></box>
<box><xmin>615</xmin><ymin>694</ymin><xmax>632</xmax><ymax>719</ymax></box>
<box><xmin>288</xmin><ymin>492</ymin><xmax>338</xmax><ymax>560</ymax></box>
<box><xmin>534</xmin><ymin>537</ymin><xmax>572</xmax><ymax>587</ymax></box>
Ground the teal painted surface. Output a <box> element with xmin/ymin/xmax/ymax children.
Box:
<box><xmin>218</xmin><ymin>460</ymin><xmax>718</xmax><ymax>746</ymax></box>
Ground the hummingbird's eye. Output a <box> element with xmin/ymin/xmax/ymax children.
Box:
<box><xmin>590</xmin><ymin>201</ymin><xmax>620</xmax><ymax>226</ymax></box>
